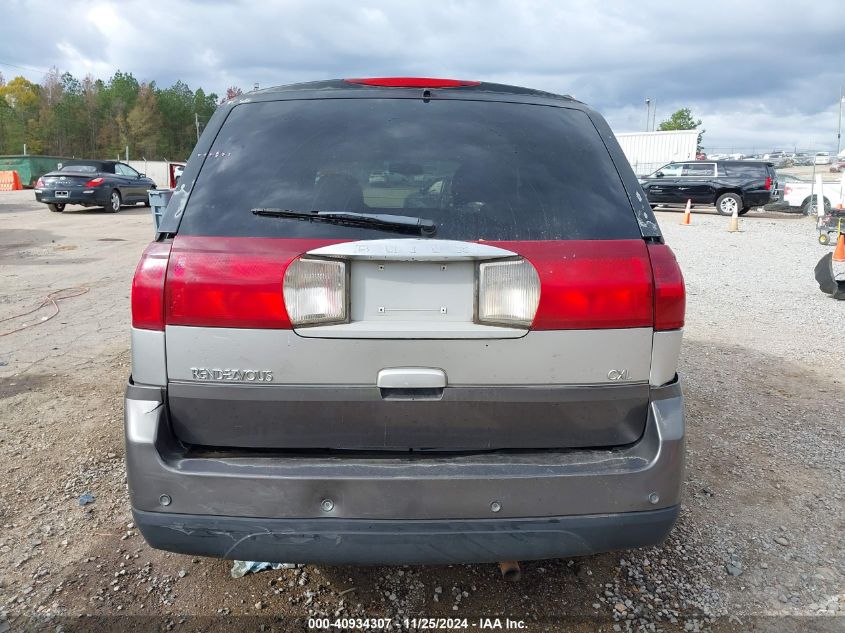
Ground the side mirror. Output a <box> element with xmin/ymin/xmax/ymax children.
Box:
<box><xmin>655</xmin><ymin>171</ymin><xmax>664</xmax><ymax>178</ymax></box>
<box><xmin>138</xmin><ymin>173</ymin><xmax>146</xmax><ymax>178</ymax></box>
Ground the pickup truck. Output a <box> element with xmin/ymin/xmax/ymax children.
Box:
<box><xmin>781</xmin><ymin>180</ymin><xmax>843</xmax><ymax>215</ymax></box>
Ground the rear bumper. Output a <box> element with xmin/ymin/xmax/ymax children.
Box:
<box><xmin>34</xmin><ymin>189</ymin><xmax>108</xmax><ymax>206</ymax></box>
<box><xmin>132</xmin><ymin>505</ymin><xmax>679</xmax><ymax>565</ymax></box>
<box><xmin>125</xmin><ymin>378</ymin><xmax>684</xmax><ymax>563</ymax></box>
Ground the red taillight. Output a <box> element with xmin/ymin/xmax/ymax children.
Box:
<box><xmin>503</xmin><ymin>240</ymin><xmax>654</xmax><ymax>330</ymax></box>
<box><xmin>85</xmin><ymin>177</ymin><xmax>105</xmax><ymax>187</ymax></box>
<box><xmin>35</xmin><ymin>177</ymin><xmax>45</xmax><ymax>188</ymax></box>
<box><xmin>164</xmin><ymin>236</ymin><xmax>341</xmax><ymax>329</ymax></box>
<box><xmin>344</xmin><ymin>77</ymin><xmax>480</xmax><ymax>88</ymax></box>
<box><xmin>131</xmin><ymin>242</ymin><xmax>172</xmax><ymax>330</ymax></box>
<box><xmin>765</xmin><ymin>176</ymin><xmax>772</xmax><ymax>190</ymax></box>
<box><xmin>647</xmin><ymin>243</ymin><xmax>685</xmax><ymax>331</ymax></box>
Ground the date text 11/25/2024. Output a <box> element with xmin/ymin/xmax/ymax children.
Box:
<box><xmin>307</xmin><ymin>617</ymin><xmax>527</xmax><ymax>630</ymax></box>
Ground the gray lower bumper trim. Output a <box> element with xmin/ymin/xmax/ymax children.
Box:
<box><xmin>125</xmin><ymin>378</ymin><xmax>684</xmax><ymax>520</ymax></box>
<box><xmin>132</xmin><ymin>505</ymin><xmax>679</xmax><ymax>565</ymax></box>
<box><xmin>168</xmin><ymin>382</ymin><xmax>649</xmax><ymax>450</ymax></box>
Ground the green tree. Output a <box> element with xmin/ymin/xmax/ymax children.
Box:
<box><xmin>658</xmin><ymin>108</ymin><xmax>705</xmax><ymax>151</ymax></box>
<box><xmin>0</xmin><ymin>69</ymin><xmax>221</xmax><ymax>159</ymax></box>
<box><xmin>156</xmin><ymin>80</ymin><xmax>196</xmax><ymax>160</ymax></box>
<box><xmin>0</xmin><ymin>76</ymin><xmax>41</xmax><ymax>153</ymax></box>
<box><xmin>127</xmin><ymin>83</ymin><xmax>162</xmax><ymax>158</ymax></box>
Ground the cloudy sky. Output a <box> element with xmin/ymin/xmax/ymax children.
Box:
<box><xmin>2</xmin><ymin>0</ymin><xmax>843</xmax><ymax>152</ymax></box>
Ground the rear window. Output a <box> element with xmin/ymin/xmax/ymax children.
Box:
<box><xmin>721</xmin><ymin>163</ymin><xmax>769</xmax><ymax>178</ymax></box>
<box><xmin>60</xmin><ymin>164</ymin><xmax>98</xmax><ymax>173</ymax></box>
<box><xmin>179</xmin><ymin>98</ymin><xmax>640</xmax><ymax>240</ymax></box>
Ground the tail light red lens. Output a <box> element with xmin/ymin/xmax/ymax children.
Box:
<box><xmin>152</xmin><ymin>237</ymin><xmax>684</xmax><ymax>333</ymax></box>
<box><xmin>35</xmin><ymin>177</ymin><xmax>45</xmax><ymax>188</ymax></box>
<box><xmin>344</xmin><ymin>77</ymin><xmax>480</xmax><ymax>88</ymax></box>
<box><xmin>765</xmin><ymin>176</ymin><xmax>772</xmax><ymax>190</ymax></box>
<box><xmin>85</xmin><ymin>177</ymin><xmax>105</xmax><ymax>187</ymax></box>
<box><xmin>508</xmin><ymin>240</ymin><xmax>654</xmax><ymax>330</ymax></box>
<box><xmin>647</xmin><ymin>243</ymin><xmax>685</xmax><ymax>331</ymax></box>
<box><xmin>131</xmin><ymin>242</ymin><xmax>172</xmax><ymax>330</ymax></box>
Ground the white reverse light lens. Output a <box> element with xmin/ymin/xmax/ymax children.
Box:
<box><xmin>477</xmin><ymin>258</ymin><xmax>540</xmax><ymax>327</ymax></box>
<box><xmin>283</xmin><ymin>258</ymin><xmax>347</xmax><ymax>326</ymax></box>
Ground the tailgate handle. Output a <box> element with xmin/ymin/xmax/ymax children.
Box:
<box><xmin>377</xmin><ymin>367</ymin><xmax>446</xmax><ymax>389</ymax></box>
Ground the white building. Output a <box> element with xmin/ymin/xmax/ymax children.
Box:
<box><xmin>615</xmin><ymin>130</ymin><xmax>699</xmax><ymax>176</ymax></box>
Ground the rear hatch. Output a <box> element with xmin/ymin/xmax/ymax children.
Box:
<box><xmin>151</xmin><ymin>91</ymin><xmax>681</xmax><ymax>452</ymax></box>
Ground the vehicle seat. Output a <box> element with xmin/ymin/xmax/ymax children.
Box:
<box><xmin>310</xmin><ymin>173</ymin><xmax>366</xmax><ymax>212</ymax></box>
<box><xmin>450</xmin><ymin>162</ymin><xmax>519</xmax><ymax>215</ymax></box>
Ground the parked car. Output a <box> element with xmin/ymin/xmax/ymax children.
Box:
<box><xmin>34</xmin><ymin>160</ymin><xmax>156</xmax><ymax>213</ymax></box>
<box><xmin>830</xmin><ymin>160</ymin><xmax>845</xmax><ymax>173</ymax></box>
<box><xmin>814</xmin><ymin>152</ymin><xmax>831</xmax><ymax>165</ymax></box>
<box><xmin>639</xmin><ymin>160</ymin><xmax>777</xmax><ymax>215</ymax></box>
<box><xmin>780</xmin><ymin>180</ymin><xmax>842</xmax><ymax>215</ymax></box>
<box><xmin>172</xmin><ymin>164</ymin><xmax>184</xmax><ymax>184</ymax></box>
<box><xmin>766</xmin><ymin>173</ymin><xmax>809</xmax><ymax>211</ymax></box>
<box><xmin>792</xmin><ymin>153</ymin><xmax>813</xmax><ymax>166</ymax></box>
<box><xmin>126</xmin><ymin>77</ymin><xmax>686</xmax><ymax>566</ymax></box>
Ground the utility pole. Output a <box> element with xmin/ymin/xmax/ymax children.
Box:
<box><xmin>195</xmin><ymin>113</ymin><xmax>201</xmax><ymax>142</ymax></box>
<box><xmin>645</xmin><ymin>98</ymin><xmax>651</xmax><ymax>132</ymax></box>
<box><xmin>651</xmin><ymin>99</ymin><xmax>657</xmax><ymax>131</ymax></box>
<box><xmin>838</xmin><ymin>86</ymin><xmax>843</xmax><ymax>156</ymax></box>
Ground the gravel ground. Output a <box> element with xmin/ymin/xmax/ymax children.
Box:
<box><xmin>0</xmin><ymin>192</ymin><xmax>843</xmax><ymax>632</ymax></box>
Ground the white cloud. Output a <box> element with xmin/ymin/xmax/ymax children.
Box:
<box><xmin>1</xmin><ymin>0</ymin><xmax>843</xmax><ymax>149</ymax></box>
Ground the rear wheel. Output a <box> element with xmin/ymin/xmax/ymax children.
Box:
<box><xmin>819</xmin><ymin>232</ymin><xmax>831</xmax><ymax>245</ymax></box>
<box><xmin>105</xmin><ymin>190</ymin><xmax>122</xmax><ymax>213</ymax></box>
<box><xmin>141</xmin><ymin>187</ymin><xmax>154</xmax><ymax>207</ymax></box>
<box><xmin>802</xmin><ymin>198</ymin><xmax>831</xmax><ymax>216</ymax></box>
<box><xmin>47</xmin><ymin>203</ymin><xmax>65</xmax><ymax>213</ymax></box>
<box><xmin>716</xmin><ymin>193</ymin><xmax>742</xmax><ymax>216</ymax></box>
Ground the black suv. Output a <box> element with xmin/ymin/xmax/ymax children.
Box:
<box><xmin>639</xmin><ymin>160</ymin><xmax>777</xmax><ymax>215</ymax></box>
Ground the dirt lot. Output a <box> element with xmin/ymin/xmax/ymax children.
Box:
<box><xmin>0</xmin><ymin>192</ymin><xmax>843</xmax><ymax>632</ymax></box>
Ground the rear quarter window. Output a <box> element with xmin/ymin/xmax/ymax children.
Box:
<box><xmin>721</xmin><ymin>163</ymin><xmax>769</xmax><ymax>178</ymax></box>
<box><xmin>179</xmin><ymin>98</ymin><xmax>642</xmax><ymax>241</ymax></box>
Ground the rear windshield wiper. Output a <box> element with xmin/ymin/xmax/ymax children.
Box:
<box><xmin>252</xmin><ymin>208</ymin><xmax>436</xmax><ymax>236</ymax></box>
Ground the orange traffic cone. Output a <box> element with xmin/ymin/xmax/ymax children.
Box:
<box><xmin>681</xmin><ymin>199</ymin><xmax>692</xmax><ymax>225</ymax></box>
<box><xmin>833</xmin><ymin>234</ymin><xmax>845</xmax><ymax>262</ymax></box>
<box><xmin>728</xmin><ymin>207</ymin><xmax>739</xmax><ymax>233</ymax></box>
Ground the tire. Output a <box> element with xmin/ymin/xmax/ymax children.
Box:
<box><xmin>802</xmin><ymin>198</ymin><xmax>831</xmax><ymax>216</ymax></box>
<box><xmin>738</xmin><ymin>207</ymin><xmax>750</xmax><ymax>216</ymax></box>
<box><xmin>47</xmin><ymin>203</ymin><xmax>65</xmax><ymax>213</ymax></box>
<box><xmin>819</xmin><ymin>233</ymin><xmax>830</xmax><ymax>245</ymax></box>
<box><xmin>105</xmin><ymin>190</ymin><xmax>122</xmax><ymax>213</ymax></box>
<box><xmin>716</xmin><ymin>193</ymin><xmax>742</xmax><ymax>216</ymax></box>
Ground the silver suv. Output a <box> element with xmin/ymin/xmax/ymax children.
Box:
<box><xmin>126</xmin><ymin>78</ymin><xmax>686</xmax><ymax>565</ymax></box>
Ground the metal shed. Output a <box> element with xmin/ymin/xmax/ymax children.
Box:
<box><xmin>614</xmin><ymin>130</ymin><xmax>698</xmax><ymax>176</ymax></box>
